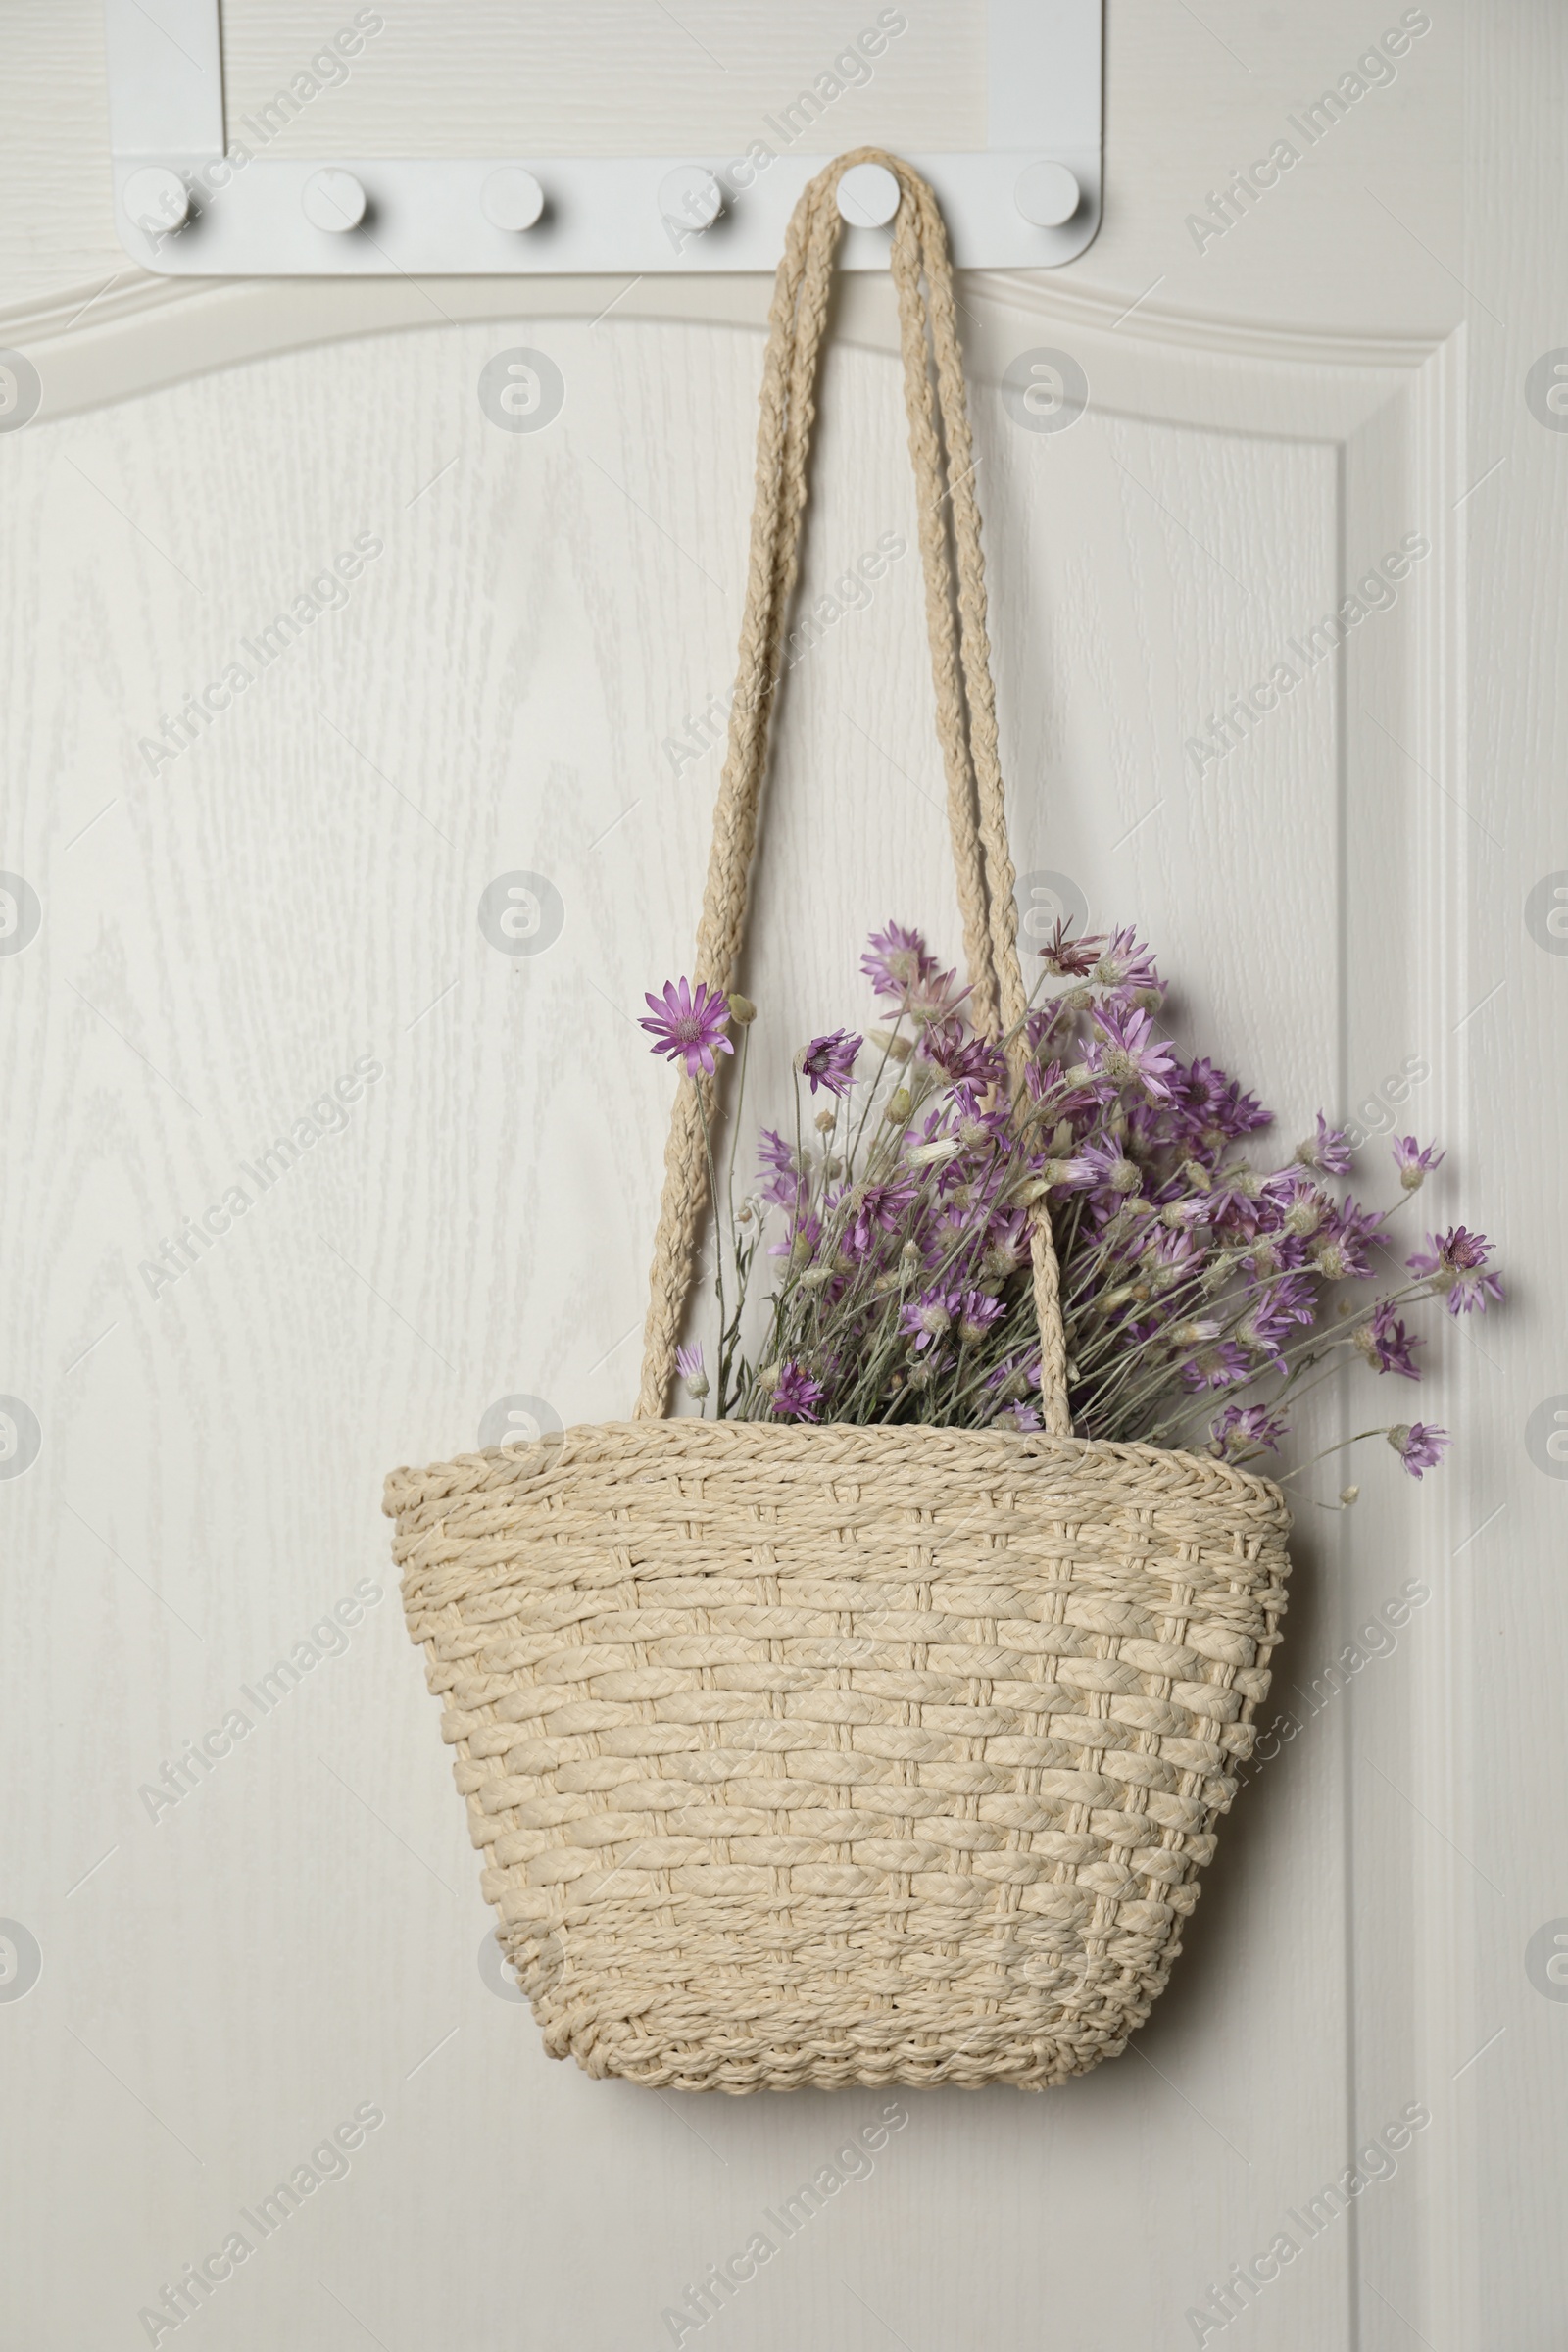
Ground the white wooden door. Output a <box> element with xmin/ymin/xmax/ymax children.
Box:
<box><xmin>2</xmin><ymin>5</ymin><xmax>1562</xmax><ymax>2347</ymax></box>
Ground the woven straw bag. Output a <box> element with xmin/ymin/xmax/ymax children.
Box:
<box><xmin>385</xmin><ymin>151</ymin><xmax>1293</xmax><ymax>2093</ymax></box>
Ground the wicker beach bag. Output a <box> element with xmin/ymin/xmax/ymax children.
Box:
<box><xmin>384</xmin><ymin>150</ymin><xmax>1293</xmax><ymax>2092</ymax></box>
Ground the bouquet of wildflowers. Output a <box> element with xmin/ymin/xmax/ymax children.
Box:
<box><xmin>640</xmin><ymin>919</ymin><xmax>1498</xmax><ymax>1494</ymax></box>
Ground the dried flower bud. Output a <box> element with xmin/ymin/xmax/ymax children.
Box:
<box><xmin>872</xmin><ymin>1028</ymin><xmax>914</xmax><ymax>1063</ymax></box>
<box><xmin>757</xmin><ymin>1362</ymin><xmax>781</xmax><ymax>1394</ymax></box>
<box><xmin>683</xmin><ymin>1368</ymin><xmax>710</xmax><ymax>1400</ymax></box>
<box><xmin>727</xmin><ymin>992</ymin><xmax>757</xmax><ymax>1026</ymax></box>
<box><xmin>813</xmin><ymin>1108</ymin><xmax>836</xmax><ymax>1134</ymax></box>
<box><xmin>1339</xmin><ymin>1484</ymin><xmax>1360</xmax><ymax>1505</ymax></box>
<box><xmin>799</xmin><ymin>1268</ymin><xmax>835</xmax><ymax>1291</ymax></box>
<box><xmin>908</xmin><ymin>1138</ymin><xmax>960</xmax><ymax>1166</ymax></box>
<box><xmin>1181</xmin><ymin>1159</ymin><xmax>1213</xmax><ymax>1193</ymax></box>
<box><xmin>884</xmin><ymin>1087</ymin><xmax>912</xmax><ymax>1125</ymax></box>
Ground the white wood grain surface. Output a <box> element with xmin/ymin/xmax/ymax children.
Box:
<box><xmin>1</xmin><ymin>7</ymin><xmax>1561</xmax><ymax>2351</ymax></box>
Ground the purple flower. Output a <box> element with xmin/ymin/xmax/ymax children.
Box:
<box><xmin>1354</xmin><ymin>1300</ymin><xmax>1422</xmax><ymax>1379</ymax></box>
<box><xmin>900</xmin><ymin>1288</ymin><xmax>957</xmax><ymax>1352</ymax></box>
<box><xmin>640</xmin><ymin>977</ymin><xmax>734</xmax><ymax>1077</ymax></box>
<box><xmin>1172</xmin><ymin>1057</ymin><xmax>1270</xmax><ymax>1142</ymax></box>
<box><xmin>1085</xmin><ymin>1004</ymin><xmax>1179</xmax><ymax>1101</ymax></box>
<box><xmin>1037</xmin><ymin>919</ymin><xmax>1102</xmax><ymax>979</ymax></box>
<box><xmin>843</xmin><ymin>1178</ymin><xmax>916</xmax><ymax>1259</ymax></box>
<box><xmin>1208</xmin><ymin>1402</ymin><xmax>1289</xmax><ymax>1461</ymax></box>
<box><xmin>1235</xmin><ymin>1275</ymin><xmax>1316</xmax><ymax>1358</ymax></box>
<box><xmin>980</xmin><ymin>1210</ymin><xmax>1032</xmax><ymax>1279</ymax></box>
<box><xmin>1295</xmin><ymin>1114</ymin><xmax>1352</xmax><ymax>1175</ymax></box>
<box><xmin>1387</xmin><ymin>1420</ymin><xmax>1449</xmax><ymax>1479</ymax></box>
<box><xmin>861</xmin><ymin>921</ymin><xmax>942</xmax><ymax>1004</ymax></box>
<box><xmin>1091</xmin><ymin>927</ymin><xmax>1162</xmax><ymax>995</ymax></box>
<box><xmin>798</xmin><ymin>1028</ymin><xmax>861</xmax><ymax>1098</ymax></box>
<box><xmin>1080</xmin><ymin>1137</ymin><xmax>1144</xmax><ymax>1198</ymax></box>
<box><xmin>1180</xmin><ymin>1342</ymin><xmax>1253</xmax><ymax>1392</ymax></box>
<box><xmin>1261</xmin><ymin>1171</ymin><xmax>1332</xmax><ymax>1236</ymax></box>
<box><xmin>956</xmin><ymin>1290</ymin><xmax>1005</xmax><ymax>1345</ymax></box>
<box><xmin>1406</xmin><ymin>1226</ymin><xmax>1502</xmax><ymax>1316</ymax></box>
<box><xmin>1392</xmin><ymin>1135</ymin><xmax>1446</xmax><ymax>1192</ymax></box>
<box><xmin>757</xmin><ymin>1127</ymin><xmax>806</xmax><ymax>1210</ymax></box>
<box><xmin>928</xmin><ymin>1032</ymin><xmax>1007</xmax><ymax>1090</ymax></box>
<box><xmin>675</xmin><ymin>1343</ymin><xmax>710</xmax><ymax>1399</ymax></box>
<box><xmin>992</xmin><ymin>1402</ymin><xmax>1043</xmax><ymax>1434</ymax></box>
<box><xmin>770</xmin><ymin>1362</ymin><xmax>824</xmax><ymax>1421</ymax></box>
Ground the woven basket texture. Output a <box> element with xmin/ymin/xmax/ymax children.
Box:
<box><xmin>385</xmin><ymin>1419</ymin><xmax>1292</xmax><ymax>2091</ymax></box>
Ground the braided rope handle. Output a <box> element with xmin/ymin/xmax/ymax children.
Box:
<box><xmin>634</xmin><ymin>149</ymin><xmax>1071</xmax><ymax>1436</ymax></box>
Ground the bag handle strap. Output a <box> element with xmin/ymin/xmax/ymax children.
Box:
<box><xmin>634</xmin><ymin>150</ymin><xmax>1071</xmax><ymax>1437</ymax></box>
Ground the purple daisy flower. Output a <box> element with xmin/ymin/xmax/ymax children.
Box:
<box><xmin>1085</xmin><ymin>1004</ymin><xmax>1179</xmax><ymax>1101</ymax></box>
<box><xmin>771</xmin><ymin>1362</ymin><xmax>824</xmax><ymax>1421</ymax></box>
<box><xmin>640</xmin><ymin>977</ymin><xmax>734</xmax><ymax>1077</ymax></box>
<box><xmin>956</xmin><ymin>1290</ymin><xmax>1005</xmax><ymax>1345</ymax></box>
<box><xmin>1354</xmin><ymin>1300</ymin><xmax>1422</xmax><ymax>1380</ymax></box>
<box><xmin>1392</xmin><ymin>1135</ymin><xmax>1446</xmax><ymax>1192</ymax></box>
<box><xmin>1180</xmin><ymin>1342</ymin><xmax>1253</xmax><ymax>1392</ymax></box>
<box><xmin>1235</xmin><ymin>1275</ymin><xmax>1316</xmax><ymax>1358</ymax></box>
<box><xmin>1406</xmin><ymin>1226</ymin><xmax>1503</xmax><ymax>1316</ymax></box>
<box><xmin>843</xmin><ymin>1177</ymin><xmax>917</xmax><ymax>1259</ymax></box>
<box><xmin>1091</xmin><ymin>927</ymin><xmax>1162</xmax><ymax>995</ymax></box>
<box><xmin>1208</xmin><ymin>1402</ymin><xmax>1289</xmax><ymax>1461</ymax></box>
<box><xmin>861</xmin><ymin>921</ymin><xmax>941</xmax><ymax>1004</ymax></box>
<box><xmin>675</xmin><ymin>1343</ymin><xmax>710</xmax><ymax>1399</ymax></box>
<box><xmin>900</xmin><ymin>1287</ymin><xmax>958</xmax><ymax>1352</ymax></box>
<box><xmin>798</xmin><ymin>1028</ymin><xmax>861</xmax><ymax>1098</ymax></box>
<box><xmin>992</xmin><ymin>1402</ymin><xmax>1043</xmax><ymax>1434</ymax></box>
<box><xmin>1036</xmin><ymin>918</ymin><xmax>1102</xmax><ymax>978</ymax></box>
<box><xmin>1079</xmin><ymin>1137</ymin><xmax>1144</xmax><ymax>1198</ymax></box>
<box><xmin>757</xmin><ymin>1127</ymin><xmax>806</xmax><ymax>1211</ymax></box>
<box><xmin>1387</xmin><ymin>1420</ymin><xmax>1449</xmax><ymax>1479</ymax></box>
<box><xmin>1295</xmin><ymin>1113</ymin><xmax>1353</xmax><ymax>1175</ymax></box>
